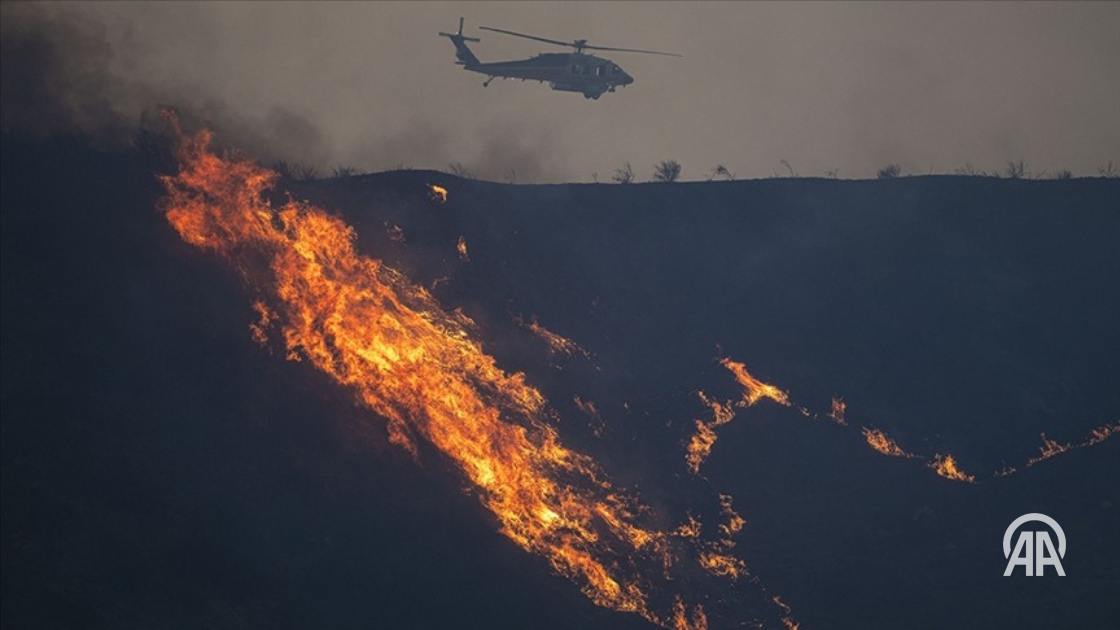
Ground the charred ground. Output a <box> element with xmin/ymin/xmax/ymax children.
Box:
<box><xmin>3</xmin><ymin>133</ymin><xmax>1119</xmax><ymax>628</ymax></box>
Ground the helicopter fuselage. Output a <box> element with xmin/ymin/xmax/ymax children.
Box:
<box><xmin>464</xmin><ymin>52</ymin><xmax>633</xmax><ymax>99</ymax></box>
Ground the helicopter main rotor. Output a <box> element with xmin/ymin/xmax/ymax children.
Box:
<box><xmin>478</xmin><ymin>25</ymin><xmax>682</xmax><ymax>57</ymax></box>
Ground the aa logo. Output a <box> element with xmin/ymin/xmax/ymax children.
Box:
<box><xmin>1003</xmin><ymin>513</ymin><xmax>1066</xmax><ymax>576</ymax></box>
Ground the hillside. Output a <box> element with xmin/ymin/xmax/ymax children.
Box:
<box><xmin>3</xmin><ymin>133</ymin><xmax>1119</xmax><ymax>629</ymax></box>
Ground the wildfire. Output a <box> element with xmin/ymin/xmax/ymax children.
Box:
<box><xmin>697</xmin><ymin>551</ymin><xmax>745</xmax><ymax>579</ymax></box>
<box><xmin>1086</xmin><ymin>423</ymin><xmax>1119</xmax><ymax>445</ymax></box>
<box><xmin>772</xmin><ymin>596</ymin><xmax>801</xmax><ymax>630</ymax></box>
<box><xmin>684</xmin><ymin>361</ymin><xmax>788</xmax><ymax>474</ymax></box>
<box><xmin>1026</xmin><ymin>422</ymin><xmax>1119</xmax><ymax>467</ymax></box>
<box><xmin>828</xmin><ymin>397</ymin><xmax>847</xmax><ymax>425</ymax></box>
<box><xmin>930</xmin><ymin>454</ymin><xmax>976</xmax><ymax>483</ymax></box>
<box><xmin>685</xmin><ymin>420</ymin><xmax>718</xmax><ymax>474</ymax></box>
<box><xmin>671</xmin><ymin>599</ymin><xmax>708</xmax><ymax>630</ymax></box>
<box><xmin>717</xmin><ymin>493</ymin><xmax>746</xmax><ymax>541</ymax></box>
<box><xmin>860</xmin><ymin>427</ymin><xmax>915</xmax><ymax>458</ymax></box>
<box><xmin>428</xmin><ymin>183</ymin><xmax>448</xmax><ymax>203</ymax></box>
<box><xmin>1027</xmin><ymin>433</ymin><xmax>1071</xmax><ymax>466</ymax></box>
<box><xmin>518</xmin><ymin>316</ymin><xmax>592</xmax><ymax>359</ymax></box>
<box><xmin>720</xmin><ymin>358</ymin><xmax>791</xmax><ymax>407</ymax></box>
<box><xmin>673</xmin><ymin>515</ymin><xmax>702</xmax><ymax>539</ymax></box>
<box><xmin>456</xmin><ymin>235</ymin><xmax>469</xmax><ymax>260</ymax></box>
<box><xmin>249</xmin><ymin>301</ymin><xmax>275</xmax><ymax>346</ymax></box>
<box><xmin>160</xmin><ymin>120</ymin><xmax>710</xmax><ymax>628</ymax></box>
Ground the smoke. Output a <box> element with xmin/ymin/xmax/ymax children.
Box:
<box><xmin>0</xmin><ymin>3</ymin><xmax>572</xmax><ymax>182</ymax></box>
<box><xmin>2</xmin><ymin>4</ymin><xmax>334</xmax><ymax>172</ymax></box>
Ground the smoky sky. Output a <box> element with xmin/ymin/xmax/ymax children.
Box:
<box><xmin>3</xmin><ymin>1</ymin><xmax>1118</xmax><ymax>181</ymax></box>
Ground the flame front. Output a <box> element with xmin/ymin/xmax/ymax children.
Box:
<box><xmin>720</xmin><ymin>358</ymin><xmax>790</xmax><ymax>407</ymax></box>
<box><xmin>930</xmin><ymin>454</ymin><xmax>976</xmax><ymax>483</ymax></box>
<box><xmin>160</xmin><ymin>124</ymin><xmax>710</xmax><ymax>628</ymax></box>
<box><xmin>861</xmin><ymin>427</ymin><xmax>916</xmax><ymax>458</ymax></box>
<box><xmin>685</xmin><ymin>362</ymin><xmax>788</xmax><ymax>473</ymax></box>
<box><xmin>519</xmin><ymin>315</ymin><xmax>592</xmax><ymax>359</ymax></box>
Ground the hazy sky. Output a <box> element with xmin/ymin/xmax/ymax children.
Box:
<box><xmin>13</xmin><ymin>1</ymin><xmax>1120</xmax><ymax>180</ymax></box>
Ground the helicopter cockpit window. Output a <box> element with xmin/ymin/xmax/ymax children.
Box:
<box><xmin>594</xmin><ymin>66</ymin><xmax>604</xmax><ymax>76</ymax></box>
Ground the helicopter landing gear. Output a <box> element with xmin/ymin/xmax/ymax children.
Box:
<box><xmin>483</xmin><ymin>76</ymin><xmax>495</xmax><ymax>87</ymax></box>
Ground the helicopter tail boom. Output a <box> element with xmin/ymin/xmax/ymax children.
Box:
<box><xmin>439</xmin><ymin>17</ymin><xmax>481</xmax><ymax>67</ymax></box>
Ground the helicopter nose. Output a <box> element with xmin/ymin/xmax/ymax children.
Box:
<box><xmin>621</xmin><ymin>73</ymin><xmax>634</xmax><ymax>85</ymax></box>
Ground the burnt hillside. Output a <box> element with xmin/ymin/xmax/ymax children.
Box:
<box><xmin>4</xmin><ymin>134</ymin><xmax>1119</xmax><ymax>629</ymax></box>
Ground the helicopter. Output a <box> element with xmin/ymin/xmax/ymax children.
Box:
<box><xmin>438</xmin><ymin>18</ymin><xmax>681</xmax><ymax>100</ymax></box>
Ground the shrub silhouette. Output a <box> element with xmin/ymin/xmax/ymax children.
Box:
<box><xmin>877</xmin><ymin>164</ymin><xmax>901</xmax><ymax>179</ymax></box>
<box><xmin>612</xmin><ymin>162</ymin><xmax>635</xmax><ymax>184</ymax></box>
<box><xmin>1005</xmin><ymin>161</ymin><xmax>1027</xmax><ymax>179</ymax></box>
<box><xmin>653</xmin><ymin>160</ymin><xmax>682</xmax><ymax>183</ymax></box>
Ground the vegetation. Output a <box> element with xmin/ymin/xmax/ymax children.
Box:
<box><xmin>877</xmin><ymin>164</ymin><xmax>901</xmax><ymax>179</ymax></box>
<box><xmin>612</xmin><ymin>162</ymin><xmax>635</xmax><ymax>184</ymax></box>
<box><xmin>273</xmin><ymin>160</ymin><xmax>319</xmax><ymax>182</ymax></box>
<box><xmin>709</xmin><ymin>164</ymin><xmax>735</xmax><ymax>181</ymax></box>
<box><xmin>447</xmin><ymin>162</ymin><xmax>474</xmax><ymax>179</ymax></box>
<box><xmin>653</xmin><ymin>160</ymin><xmax>682</xmax><ymax>183</ymax></box>
<box><xmin>1004</xmin><ymin>160</ymin><xmax>1027</xmax><ymax>179</ymax></box>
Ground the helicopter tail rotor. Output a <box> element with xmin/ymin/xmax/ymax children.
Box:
<box><xmin>439</xmin><ymin>17</ymin><xmax>481</xmax><ymax>66</ymax></box>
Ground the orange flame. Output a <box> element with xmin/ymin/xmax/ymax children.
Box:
<box><xmin>772</xmin><ymin>596</ymin><xmax>801</xmax><ymax>630</ymax></box>
<box><xmin>697</xmin><ymin>551</ymin><xmax>745</xmax><ymax>579</ymax></box>
<box><xmin>717</xmin><ymin>493</ymin><xmax>746</xmax><ymax>541</ymax></box>
<box><xmin>671</xmin><ymin>598</ymin><xmax>708</xmax><ymax>630</ymax></box>
<box><xmin>1025</xmin><ymin>422</ymin><xmax>1119</xmax><ymax>468</ymax></box>
<box><xmin>428</xmin><ymin>183</ymin><xmax>448</xmax><ymax>203</ymax></box>
<box><xmin>673</xmin><ymin>514</ymin><xmax>702</xmax><ymax>539</ymax></box>
<box><xmin>160</xmin><ymin>122</ymin><xmax>713</xmax><ymax>628</ymax></box>
<box><xmin>720</xmin><ymin>358</ymin><xmax>791</xmax><ymax>407</ymax></box>
<box><xmin>456</xmin><ymin>235</ymin><xmax>469</xmax><ymax>260</ymax></box>
<box><xmin>860</xmin><ymin>427</ymin><xmax>916</xmax><ymax>458</ymax></box>
<box><xmin>1027</xmin><ymin>433</ymin><xmax>1071</xmax><ymax>466</ymax></box>
<box><xmin>930</xmin><ymin>454</ymin><xmax>975</xmax><ymax>483</ymax></box>
<box><xmin>685</xmin><ymin>420</ymin><xmax>718</xmax><ymax>474</ymax></box>
<box><xmin>828</xmin><ymin>397</ymin><xmax>847</xmax><ymax>425</ymax></box>
<box><xmin>519</xmin><ymin>316</ymin><xmax>592</xmax><ymax>359</ymax></box>
<box><xmin>684</xmin><ymin>361</ymin><xmax>789</xmax><ymax>474</ymax></box>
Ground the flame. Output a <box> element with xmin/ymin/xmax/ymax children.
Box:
<box><xmin>160</xmin><ymin>122</ymin><xmax>715</xmax><ymax>628</ymax></box>
<box><xmin>685</xmin><ymin>420</ymin><xmax>718</xmax><ymax>474</ymax></box>
<box><xmin>671</xmin><ymin>598</ymin><xmax>708</xmax><ymax>630</ymax></box>
<box><xmin>249</xmin><ymin>301</ymin><xmax>275</xmax><ymax>346</ymax></box>
<box><xmin>717</xmin><ymin>493</ymin><xmax>746</xmax><ymax>541</ymax></box>
<box><xmin>673</xmin><ymin>514</ymin><xmax>702</xmax><ymax>539</ymax></box>
<box><xmin>772</xmin><ymin>596</ymin><xmax>801</xmax><ymax>630</ymax></box>
<box><xmin>684</xmin><ymin>361</ymin><xmax>788</xmax><ymax>474</ymax></box>
<box><xmin>720</xmin><ymin>358</ymin><xmax>790</xmax><ymax>407</ymax></box>
<box><xmin>828</xmin><ymin>397</ymin><xmax>847</xmax><ymax>425</ymax></box>
<box><xmin>456</xmin><ymin>235</ymin><xmax>469</xmax><ymax>260</ymax></box>
<box><xmin>860</xmin><ymin>427</ymin><xmax>916</xmax><ymax>458</ymax></box>
<box><xmin>574</xmin><ymin>395</ymin><xmax>606</xmax><ymax>438</ymax></box>
<box><xmin>1025</xmin><ymin>422</ymin><xmax>1119</xmax><ymax>467</ymax></box>
<box><xmin>428</xmin><ymin>183</ymin><xmax>448</xmax><ymax>203</ymax></box>
<box><xmin>930</xmin><ymin>454</ymin><xmax>975</xmax><ymax>483</ymax></box>
<box><xmin>698</xmin><ymin>550</ymin><xmax>745</xmax><ymax>579</ymax></box>
<box><xmin>1027</xmin><ymin>433</ymin><xmax>1071</xmax><ymax>465</ymax></box>
<box><xmin>1085</xmin><ymin>422</ymin><xmax>1119</xmax><ymax>445</ymax></box>
<box><xmin>518</xmin><ymin>315</ymin><xmax>591</xmax><ymax>359</ymax></box>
